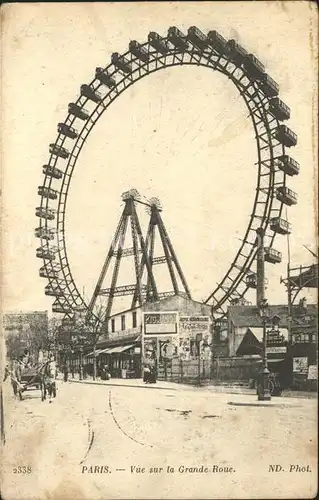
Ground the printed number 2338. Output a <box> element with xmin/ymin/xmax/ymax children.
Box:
<box><xmin>13</xmin><ymin>466</ymin><xmax>32</xmax><ymax>474</ymax></box>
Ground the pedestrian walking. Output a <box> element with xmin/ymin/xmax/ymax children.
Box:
<box><xmin>63</xmin><ymin>362</ymin><xmax>69</xmax><ymax>382</ymax></box>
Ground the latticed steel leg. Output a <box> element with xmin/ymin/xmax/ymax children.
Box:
<box><xmin>156</xmin><ymin>213</ymin><xmax>180</xmax><ymax>295</ymax></box>
<box><xmin>146</xmin><ymin>225</ymin><xmax>156</xmax><ymax>301</ymax></box>
<box><xmin>103</xmin><ymin>215</ymin><xmax>129</xmax><ymax>329</ymax></box>
<box><xmin>88</xmin><ymin>211</ymin><xmax>126</xmax><ymax>316</ymax></box>
<box><xmin>131</xmin><ymin>203</ymin><xmax>158</xmax><ymax>301</ymax></box>
<box><xmin>157</xmin><ymin>211</ymin><xmax>191</xmax><ymax>298</ymax></box>
<box><xmin>131</xmin><ymin>220</ymin><xmax>153</xmax><ymax>308</ymax></box>
<box><xmin>130</xmin><ymin>211</ymin><xmax>142</xmax><ymax>307</ymax></box>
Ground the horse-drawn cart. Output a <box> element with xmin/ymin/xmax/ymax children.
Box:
<box><xmin>5</xmin><ymin>360</ymin><xmax>57</xmax><ymax>402</ymax></box>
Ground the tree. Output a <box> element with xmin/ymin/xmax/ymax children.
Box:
<box><xmin>4</xmin><ymin>312</ymin><xmax>49</xmax><ymax>362</ymax></box>
<box><xmin>89</xmin><ymin>305</ymin><xmax>105</xmax><ymax>381</ymax></box>
<box><xmin>73</xmin><ymin>304</ymin><xmax>105</xmax><ymax>381</ymax></box>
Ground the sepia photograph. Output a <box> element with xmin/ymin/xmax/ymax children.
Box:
<box><xmin>1</xmin><ymin>2</ymin><xmax>318</xmax><ymax>499</ymax></box>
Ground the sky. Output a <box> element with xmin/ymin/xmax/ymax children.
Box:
<box><xmin>2</xmin><ymin>2</ymin><xmax>318</xmax><ymax>315</ymax></box>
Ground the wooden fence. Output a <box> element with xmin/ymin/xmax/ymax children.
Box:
<box><xmin>158</xmin><ymin>356</ymin><xmax>261</xmax><ymax>385</ymax></box>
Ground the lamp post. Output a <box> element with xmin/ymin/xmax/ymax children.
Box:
<box><xmin>258</xmin><ymin>298</ymin><xmax>271</xmax><ymax>401</ymax></box>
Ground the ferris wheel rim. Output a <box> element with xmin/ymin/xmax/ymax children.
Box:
<box><xmin>36</xmin><ymin>29</ymin><xmax>293</xmax><ymax>318</ymax></box>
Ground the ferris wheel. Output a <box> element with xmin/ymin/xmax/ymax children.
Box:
<box><xmin>35</xmin><ymin>26</ymin><xmax>299</xmax><ymax>321</ymax></box>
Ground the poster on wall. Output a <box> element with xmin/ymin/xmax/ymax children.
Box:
<box><xmin>144</xmin><ymin>338</ymin><xmax>157</xmax><ymax>356</ymax></box>
<box><xmin>179</xmin><ymin>337</ymin><xmax>190</xmax><ymax>360</ymax></box>
<box><xmin>179</xmin><ymin>316</ymin><xmax>210</xmax><ymax>337</ymax></box>
<box><xmin>308</xmin><ymin>365</ymin><xmax>317</xmax><ymax>380</ymax></box>
<box><xmin>144</xmin><ymin>312</ymin><xmax>177</xmax><ymax>334</ymax></box>
<box><xmin>159</xmin><ymin>340</ymin><xmax>177</xmax><ymax>360</ymax></box>
<box><xmin>293</xmin><ymin>357</ymin><xmax>308</xmax><ymax>374</ymax></box>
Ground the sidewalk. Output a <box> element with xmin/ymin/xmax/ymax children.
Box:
<box><xmin>67</xmin><ymin>375</ymin><xmax>317</xmax><ymax>399</ymax></box>
<box><xmin>68</xmin><ymin>376</ymin><xmax>179</xmax><ymax>391</ymax></box>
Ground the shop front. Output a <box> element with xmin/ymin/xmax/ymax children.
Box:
<box><xmin>100</xmin><ymin>344</ymin><xmax>141</xmax><ymax>378</ymax></box>
<box><xmin>88</xmin><ymin>335</ymin><xmax>142</xmax><ymax>379</ymax></box>
<box><xmin>265</xmin><ymin>343</ymin><xmax>290</xmax><ymax>388</ymax></box>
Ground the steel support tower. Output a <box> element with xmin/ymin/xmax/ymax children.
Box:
<box><xmin>88</xmin><ymin>191</ymin><xmax>191</xmax><ymax>331</ymax></box>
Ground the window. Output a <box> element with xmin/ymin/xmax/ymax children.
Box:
<box><xmin>132</xmin><ymin>311</ymin><xmax>137</xmax><ymax>328</ymax></box>
<box><xmin>111</xmin><ymin>318</ymin><xmax>115</xmax><ymax>333</ymax></box>
<box><xmin>121</xmin><ymin>315</ymin><xmax>125</xmax><ymax>331</ymax></box>
<box><xmin>292</xmin><ymin>333</ymin><xmax>310</xmax><ymax>343</ymax></box>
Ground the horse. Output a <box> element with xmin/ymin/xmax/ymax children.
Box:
<box><xmin>40</xmin><ymin>360</ymin><xmax>57</xmax><ymax>402</ymax></box>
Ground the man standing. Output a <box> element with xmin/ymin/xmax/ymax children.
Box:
<box><xmin>63</xmin><ymin>360</ymin><xmax>69</xmax><ymax>382</ymax></box>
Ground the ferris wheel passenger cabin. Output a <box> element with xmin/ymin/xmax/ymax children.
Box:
<box><xmin>36</xmin><ymin>247</ymin><xmax>56</xmax><ymax>260</ymax></box>
<box><xmin>37</xmin><ymin>186</ymin><xmax>58</xmax><ymax>200</ymax></box>
<box><xmin>268</xmin><ymin>98</ymin><xmax>291</xmax><ymax>121</ymax></box>
<box><xmin>95</xmin><ymin>68</ymin><xmax>116</xmax><ymax>88</ymax></box>
<box><xmin>207</xmin><ymin>30</ymin><xmax>228</xmax><ymax>54</ymax></box>
<box><xmin>111</xmin><ymin>53</ymin><xmax>132</xmax><ymax>74</ymax></box>
<box><xmin>58</xmin><ymin>123</ymin><xmax>78</xmax><ymax>139</ymax></box>
<box><xmin>39</xmin><ymin>266</ymin><xmax>59</xmax><ymax>279</ymax></box>
<box><xmin>260</xmin><ymin>74</ymin><xmax>279</xmax><ymax>98</ymax></box>
<box><xmin>246</xmin><ymin>274</ymin><xmax>257</xmax><ymax>288</ymax></box>
<box><xmin>270</xmin><ymin>217</ymin><xmax>291</xmax><ymax>235</ymax></box>
<box><xmin>274</xmin><ymin>125</ymin><xmax>297</xmax><ymax>147</ymax></box>
<box><xmin>35</xmin><ymin>207</ymin><xmax>56</xmax><ymax>220</ymax></box>
<box><xmin>68</xmin><ymin>103</ymin><xmax>89</xmax><ymax>121</ymax></box>
<box><xmin>45</xmin><ymin>285</ymin><xmax>63</xmax><ymax>297</ymax></box>
<box><xmin>129</xmin><ymin>41</ymin><xmax>149</xmax><ymax>62</ymax></box>
<box><xmin>243</xmin><ymin>54</ymin><xmax>265</xmax><ymax>80</ymax></box>
<box><xmin>49</xmin><ymin>144</ymin><xmax>69</xmax><ymax>159</ymax></box>
<box><xmin>246</xmin><ymin>274</ymin><xmax>269</xmax><ymax>288</ymax></box>
<box><xmin>148</xmin><ymin>32</ymin><xmax>169</xmax><ymax>54</ymax></box>
<box><xmin>80</xmin><ymin>85</ymin><xmax>102</xmax><ymax>104</ymax></box>
<box><xmin>226</xmin><ymin>40</ymin><xmax>248</xmax><ymax>65</ymax></box>
<box><xmin>264</xmin><ymin>247</ymin><xmax>282</xmax><ymax>264</ymax></box>
<box><xmin>167</xmin><ymin>27</ymin><xmax>188</xmax><ymax>50</ymax></box>
<box><xmin>35</xmin><ymin>227</ymin><xmax>55</xmax><ymax>241</ymax></box>
<box><xmin>276</xmin><ymin>155</ymin><xmax>300</xmax><ymax>176</ymax></box>
<box><xmin>42</xmin><ymin>165</ymin><xmax>63</xmax><ymax>179</ymax></box>
<box><xmin>187</xmin><ymin>26</ymin><xmax>208</xmax><ymax>49</ymax></box>
<box><xmin>276</xmin><ymin>186</ymin><xmax>298</xmax><ymax>206</ymax></box>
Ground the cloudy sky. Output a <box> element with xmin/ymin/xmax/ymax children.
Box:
<box><xmin>2</xmin><ymin>2</ymin><xmax>317</xmax><ymax>314</ymax></box>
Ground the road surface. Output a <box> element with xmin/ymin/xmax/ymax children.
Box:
<box><xmin>1</xmin><ymin>379</ymin><xmax>317</xmax><ymax>499</ymax></box>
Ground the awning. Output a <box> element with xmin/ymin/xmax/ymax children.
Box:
<box><xmin>267</xmin><ymin>358</ymin><xmax>285</xmax><ymax>363</ymax></box>
<box><xmin>100</xmin><ymin>344</ymin><xmax>134</xmax><ymax>355</ymax></box>
<box><xmin>84</xmin><ymin>348</ymin><xmax>105</xmax><ymax>357</ymax></box>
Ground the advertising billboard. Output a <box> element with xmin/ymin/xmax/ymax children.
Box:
<box><xmin>179</xmin><ymin>316</ymin><xmax>210</xmax><ymax>335</ymax></box>
<box><xmin>144</xmin><ymin>312</ymin><xmax>177</xmax><ymax>335</ymax></box>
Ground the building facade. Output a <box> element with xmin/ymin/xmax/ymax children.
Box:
<box><xmin>81</xmin><ymin>294</ymin><xmax>212</xmax><ymax>378</ymax></box>
<box><xmin>226</xmin><ymin>304</ymin><xmax>317</xmax><ymax>388</ymax></box>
